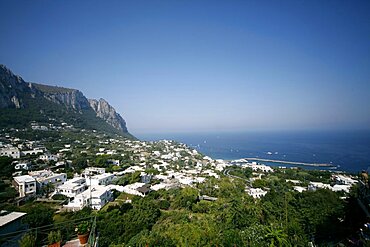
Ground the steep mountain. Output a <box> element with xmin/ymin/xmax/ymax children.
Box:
<box><xmin>88</xmin><ymin>98</ymin><xmax>128</xmax><ymax>133</ymax></box>
<box><xmin>0</xmin><ymin>64</ymin><xmax>133</xmax><ymax>138</ymax></box>
<box><xmin>0</xmin><ymin>64</ymin><xmax>39</xmax><ymax>109</ymax></box>
<box><xmin>32</xmin><ymin>83</ymin><xmax>91</xmax><ymax>111</ymax></box>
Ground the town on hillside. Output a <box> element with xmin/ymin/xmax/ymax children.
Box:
<box><xmin>0</xmin><ymin>123</ymin><xmax>369</xmax><ymax>246</ymax></box>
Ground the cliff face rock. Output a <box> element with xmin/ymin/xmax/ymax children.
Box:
<box><xmin>0</xmin><ymin>64</ymin><xmax>37</xmax><ymax>108</ymax></box>
<box><xmin>45</xmin><ymin>90</ymin><xmax>90</xmax><ymax>111</ymax></box>
<box><xmin>32</xmin><ymin>83</ymin><xmax>91</xmax><ymax>111</ymax></box>
<box><xmin>89</xmin><ymin>98</ymin><xmax>128</xmax><ymax>133</ymax></box>
<box><xmin>0</xmin><ymin>64</ymin><xmax>131</xmax><ymax>135</ymax></box>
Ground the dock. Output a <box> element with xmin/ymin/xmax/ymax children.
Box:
<box><xmin>242</xmin><ymin>158</ymin><xmax>334</xmax><ymax>167</ymax></box>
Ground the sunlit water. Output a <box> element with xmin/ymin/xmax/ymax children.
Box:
<box><xmin>137</xmin><ymin>130</ymin><xmax>370</xmax><ymax>173</ymax></box>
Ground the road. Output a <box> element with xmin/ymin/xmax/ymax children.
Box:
<box><xmin>223</xmin><ymin>168</ymin><xmax>251</xmax><ymax>186</ymax></box>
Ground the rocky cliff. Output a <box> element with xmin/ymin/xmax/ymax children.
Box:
<box><xmin>0</xmin><ymin>64</ymin><xmax>131</xmax><ymax>136</ymax></box>
<box><xmin>32</xmin><ymin>83</ymin><xmax>91</xmax><ymax>111</ymax></box>
<box><xmin>88</xmin><ymin>98</ymin><xmax>128</xmax><ymax>133</ymax></box>
<box><xmin>0</xmin><ymin>64</ymin><xmax>38</xmax><ymax>108</ymax></box>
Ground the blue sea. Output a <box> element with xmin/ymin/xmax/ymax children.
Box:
<box><xmin>137</xmin><ymin>130</ymin><xmax>370</xmax><ymax>173</ymax></box>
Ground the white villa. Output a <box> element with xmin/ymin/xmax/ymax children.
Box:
<box><xmin>246</xmin><ymin>188</ymin><xmax>268</xmax><ymax>199</ymax></box>
<box><xmin>0</xmin><ymin>147</ymin><xmax>21</xmax><ymax>159</ymax></box>
<box><xmin>21</xmin><ymin>149</ymin><xmax>44</xmax><ymax>156</ymax></box>
<box><xmin>332</xmin><ymin>174</ymin><xmax>357</xmax><ymax>185</ymax></box>
<box><xmin>83</xmin><ymin>167</ymin><xmax>106</xmax><ymax>176</ymax></box>
<box><xmin>13</xmin><ymin>175</ymin><xmax>36</xmax><ymax>198</ymax></box>
<box><xmin>55</xmin><ymin>177</ymin><xmax>87</xmax><ymax>198</ymax></box>
<box><xmin>39</xmin><ymin>153</ymin><xmax>58</xmax><ymax>162</ymax></box>
<box><xmin>308</xmin><ymin>182</ymin><xmax>332</xmax><ymax>191</ymax></box>
<box><xmin>87</xmin><ymin>173</ymin><xmax>114</xmax><ymax>186</ymax></box>
<box><xmin>64</xmin><ymin>185</ymin><xmax>112</xmax><ymax>211</ymax></box>
<box><xmin>13</xmin><ymin>161</ymin><xmax>31</xmax><ymax>170</ymax></box>
<box><xmin>242</xmin><ymin>162</ymin><xmax>273</xmax><ymax>173</ymax></box>
<box><xmin>29</xmin><ymin>170</ymin><xmax>67</xmax><ymax>188</ymax></box>
<box><xmin>120</xmin><ymin>182</ymin><xmax>147</xmax><ymax>197</ymax></box>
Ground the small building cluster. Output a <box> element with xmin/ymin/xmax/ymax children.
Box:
<box><xmin>13</xmin><ymin>170</ymin><xmax>67</xmax><ymax>198</ymax></box>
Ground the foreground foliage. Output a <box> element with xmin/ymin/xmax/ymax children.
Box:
<box><xmin>93</xmin><ymin>178</ymin><xmax>355</xmax><ymax>247</ymax></box>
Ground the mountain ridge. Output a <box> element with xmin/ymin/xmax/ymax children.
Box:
<box><xmin>0</xmin><ymin>64</ymin><xmax>132</xmax><ymax>138</ymax></box>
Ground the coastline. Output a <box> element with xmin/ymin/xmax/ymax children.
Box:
<box><xmin>137</xmin><ymin>130</ymin><xmax>370</xmax><ymax>173</ymax></box>
<box><xmin>243</xmin><ymin>158</ymin><xmax>334</xmax><ymax>167</ymax></box>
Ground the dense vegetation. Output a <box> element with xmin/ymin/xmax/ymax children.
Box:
<box><xmin>0</xmin><ymin>125</ymin><xmax>366</xmax><ymax>246</ymax></box>
<box><xmin>98</xmin><ymin>179</ymin><xmax>364</xmax><ymax>246</ymax></box>
<box><xmin>0</xmin><ymin>156</ymin><xmax>17</xmax><ymax>205</ymax></box>
<box><xmin>0</xmin><ymin>93</ymin><xmax>132</xmax><ymax>138</ymax></box>
<box><xmin>32</xmin><ymin>83</ymin><xmax>76</xmax><ymax>94</ymax></box>
<box><xmin>6</xmin><ymin>176</ymin><xmax>362</xmax><ymax>247</ymax></box>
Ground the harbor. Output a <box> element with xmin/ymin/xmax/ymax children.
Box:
<box><xmin>243</xmin><ymin>158</ymin><xmax>335</xmax><ymax>168</ymax></box>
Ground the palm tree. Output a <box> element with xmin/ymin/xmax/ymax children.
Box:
<box><xmin>42</xmin><ymin>182</ymin><xmax>55</xmax><ymax>198</ymax></box>
<box><xmin>264</xmin><ymin>225</ymin><xmax>290</xmax><ymax>247</ymax></box>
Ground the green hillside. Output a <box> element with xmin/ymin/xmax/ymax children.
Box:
<box><xmin>0</xmin><ymin>94</ymin><xmax>134</xmax><ymax>139</ymax></box>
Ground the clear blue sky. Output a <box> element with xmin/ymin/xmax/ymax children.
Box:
<box><xmin>1</xmin><ymin>0</ymin><xmax>370</xmax><ymax>134</ymax></box>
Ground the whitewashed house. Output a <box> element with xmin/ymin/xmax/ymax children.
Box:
<box><xmin>21</xmin><ymin>149</ymin><xmax>44</xmax><ymax>156</ymax></box>
<box><xmin>308</xmin><ymin>182</ymin><xmax>331</xmax><ymax>191</ymax></box>
<box><xmin>242</xmin><ymin>162</ymin><xmax>273</xmax><ymax>173</ymax></box>
<box><xmin>0</xmin><ymin>147</ymin><xmax>21</xmax><ymax>159</ymax></box>
<box><xmin>13</xmin><ymin>175</ymin><xmax>36</xmax><ymax>198</ymax></box>
<box><xmin>39</xmin><ymin>153</ymin><xmax>58</xmax><ymax>162</ymax></box>
<box><xmin>246</xmin><ymin>188</ymin><xmax>268</xmax><ymax>199</ymax></box>
<box><xmin>56</xmin><ymin>177</ymin><xmax>87</xmax><ymax>198</ymax></box>
<box><xmin>88</xmin><ymin>173</ymin><xmax>114</xmax><ymax>186</ymax></box>
<box><xmin>64</xmin><ymin>185</ymin><xmax>112</xmax><ymax>211</ymax></box>
<box><xmin>83</xmin><ymin>167</ymin><xmax>105</xmax><ymax>176</ymax></box>
<box><xmin>13</xmin><ymin>161</ymin><xmax>31</xmax><ymax>170</ymax></box>
<box><xmin>29</xmin><ymin>170</ymin><xmax>67</xmax><ymax>189</ymax></box>
<box><xmin>331</xmin><ymin>184</ymin><xmax>351</xmax><ymax>193</ymax></box>
<box><xmin>332</xmin><ymin>175</ymin><xmax>357</xmax><ymax>185</ymax></box>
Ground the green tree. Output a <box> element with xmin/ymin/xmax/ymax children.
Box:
<box><xmin>264</xmin><ymin>225</ymin><xmax>289</xmax><ymax>247</ymax></box>
<box><xmin>22</xmin><ymin>204</ymin><xmax>55</xmax><ymax>228</ymax></box>
<box><xmin>0</xmin><ymin>156</ymin><xmax>13</xmax><ymax>178</ymax></box>
<box><xmin>19</xmin><ymin>232</ymin><xmax>36</xmax><ymax>247</ymax></box>
<box><xmin>172</xmin><ymin>187</ymin><xmax>198</xmax><ymax>210</ymax></box>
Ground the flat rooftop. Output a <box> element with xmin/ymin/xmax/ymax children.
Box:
<box><xmin>13</xmin><ymin>175</ymin><xmax>35</xmax><ymax>183</ymax></box>
<box><xmin>0</xmin><ymin>211</ymin><xmax>27</xmax><ymax>227</ymax></box>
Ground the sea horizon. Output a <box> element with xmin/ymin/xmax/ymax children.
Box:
<box><xmin>136</xmin><ymin>129</ymin><xmax>370</xmax><ymax>173</ymax></box>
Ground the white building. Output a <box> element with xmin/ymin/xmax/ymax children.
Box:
<box><xmin>293</xmin><ymin>186</ymin><xmax>307</xmax><ymax>193</ymax></box>
<box><xmin>88</xmin><ymin>173</ymin><xmax>114</xmax><ymax>186</ymax></box>
<box><xmin>29</xmin><ymin>170</ymin><xmax>67</xmax><ymax>188</ymax></box>
<box><xmin>121</xmin><ymin>182</ymin><xmax>146</xmax><ymax>197</ymax></box>
<box><xmin>55</xmin><ymin>161</ymin><xmax>66</xmax><ymax>167</ymax></box>
<box><xmin>150</xmin><ymin>183</ymin><xmax>173</xmax><ymax>191</ymax></box>
<box><xmin>13</xmin><ymin>175</ymin><xmax>36</xmax><ymax>198</ymax></box>
<box><xmin>56</xmin><ymin>177</ymin><xmax>86</xmax><ymax>198</ymax></box>
<box><xmin>64</xmin><ymin>185</ymin><xmax>112</xmax><ymax>211</ymax></box>
<box><xmin>0</xmin><ymin>147</ymin><xmax>20</xmax><ymax>159</ymax></box>
<box><xmin>286</xmin><ymin>179</ymin><xmax>301</xmax><ymax>184</ymax></box>
<box><xmin>242</xmin><ymin>162</ymin><xmax>273</xmax><ymax>173</ymax></box>
<box><xmin>21</xmin><ymin>149</ymin><xmax>44</xmax><ymax>156</ymax></box>
<box><xmin>332</xmin><ymin>174</ymin><xmax>357</xmax><ymax>185</ymax></box>
<box><xmin>308</xmin><ymin>182</ymin><xmax>331</xmax><ymax>191</ymax></box>
<box><xmin>246</xmin><ymin>188</ymin><xmax>268</xmax><ymax>199</ymax></box>
<box><xmin>13</xmin><ymin>161</ymin><xmax>31</xmax><ymax>170</ymax></box>
<box><xmin>331</xmin><ymin>184</ymin><xmax>351</xmax><ymax>193</ymax></box>
<box><xmin>39</xmin><ymin>153</ymin><xmax>58</xmax><ymax>162</ymax></box>
<box><xmin>108</xmin><ymin>159</ymin><xmax>120</xmax><ymax>166</ymax></box>
<box><xmin>123</xmin><ymin>165</ymin><xmax>144</xmax><ymax>174</ymax></box>
<box><xmin>83</xmin><ymin>167</ymin><xmax>105</xmax><ymax>176</ymax></box>
<box><xmin>202</xmin><ymin>169</ymin><xmax>220</xmax><ymax>178</ymax></box>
